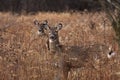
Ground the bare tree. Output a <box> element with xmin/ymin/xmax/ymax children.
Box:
<box><xmin>99</xmin><ymin>0</ymin><xmax>120</xmax><ymax>48</ymax></box>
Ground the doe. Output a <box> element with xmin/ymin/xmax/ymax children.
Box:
<box><xmin>46</xmin><ymin>23</ymin><xmax>63</xmax><ymax>53</ymax></box>
<box><xmin>33</xmin><ymin>20</ymin><xmax>48</xmax><ymax>36</ymax></box>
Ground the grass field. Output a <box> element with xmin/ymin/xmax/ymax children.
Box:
<box><xmin>0</xmin><ymin>12</ymin><xmax>120</xmax><ymax>80</ymax></box>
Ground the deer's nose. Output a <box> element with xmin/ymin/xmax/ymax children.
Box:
<box><xmin>50</xmin><ymin>36</ymin><xmax>55</xmax><ymax>40</ymax></box>
<box><xmin>39</xmin><ymin>29</ymin><xmax>42</xmax><ymax>32</ymax></box>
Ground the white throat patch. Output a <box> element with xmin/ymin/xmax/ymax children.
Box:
<box><xmin>49</xmin><ymin>39</ymin><xmax>54</xmax><ymax>43</ymax></box>
<box><xmin>37</xmin><ymin>31</ymin><xmax>41</xmax><ymax>35</ymax></box>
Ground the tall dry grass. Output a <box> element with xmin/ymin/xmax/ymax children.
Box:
<box><xmin>0</xmin><ymin>12</ymin><xmax>120</xmax><ymax>80</ymax></box>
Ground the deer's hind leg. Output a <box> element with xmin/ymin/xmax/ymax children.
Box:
<box><xmin>61</xmin><ymin>61</ymin><xmax>71</xmax><ymax>80</ymax></box>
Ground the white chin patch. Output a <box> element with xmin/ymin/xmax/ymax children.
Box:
<box><xmin>49</xmin><ymin>39</ymin><xmax>53</xmax><ymax>43</ymax></box>
<box><xmin>107</xmin><ymin>52</ymin><xmax>116</xmax><ymax>58</ymax></box>
<box><xmin>37</xmin><ymin>31</ymin><xmax>43</xmax><ymax>36</ymax></box>
<box><xmin>37</xmin><ymin>31</ymin><xmax>41</xmax><ymax>35</ymax></box>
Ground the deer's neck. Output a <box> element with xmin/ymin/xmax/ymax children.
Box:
<box><xmin>49</xmin><ymin>39</ymin><xmax>60</xmax><ymax>52</ymax></box>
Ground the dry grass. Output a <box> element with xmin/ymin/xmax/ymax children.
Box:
<box><xmin>0</xmin><ymin>12</ymin><xmax>120</xmax><ymax>80</ymax></box>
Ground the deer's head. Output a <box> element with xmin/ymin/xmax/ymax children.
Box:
<box><xmin>46</xmin><ymin>23</ymin><xmax>63</xmax><ymax>52</ymax></box>
<box><xmin>33</xmin><ymin>20</ymin><xmax>48</xmax><ymax>36</ymax></box>
<box><xmin>47</xmin><ymin>23</ymin><xmax>63</xmax><ymax>43</ymax></box>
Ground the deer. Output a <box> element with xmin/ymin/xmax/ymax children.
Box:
<box><xmin>33</xmin><ymin>20</ymin><xmax>48</xmax><ymax>36</ymax></box>
<box><xmin>57</xmin><ymin>44</ymin><xmax>117</xmax><ymax>80</ymax></box>
<box><xmin>46</xmin><ymin>23</ymin><xmax>63</xmax><ymax>53</ymax></box>
<box><xmin>33</xmin><ymin>21</ymin><xmax>117</xmax><ymax>80</ymax></box>
<box><xmin>45</xmin><ymin>25</ymin><xmax>117</xmax><ymax>80</ymax></box>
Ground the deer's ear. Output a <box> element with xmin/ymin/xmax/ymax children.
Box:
<box><xmin>56</xmin><ymin>23</ymin><xmax>63</xmax><ymax>31</ymax></box>
<box><xmin>33</xmin><ymin>20</ymin><xmax>39</xmax><ymax>25</ymax></box>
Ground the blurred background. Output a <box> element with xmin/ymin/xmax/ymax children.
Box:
<box><xmin>0</xmin><ymin>0</ymin><xmax>100</xmax><ymax>13</ymax></box>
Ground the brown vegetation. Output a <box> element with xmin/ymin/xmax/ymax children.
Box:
<box><xmin>0</xmin><ymin>12</ymin><xmax>120</xmax><ymax>80</ymax></box>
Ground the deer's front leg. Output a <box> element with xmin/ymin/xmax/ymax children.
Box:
<box><xmin>46</xmin><ymin>39</ymin><xmax>50</xmax><ymax>50</ymax></box>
